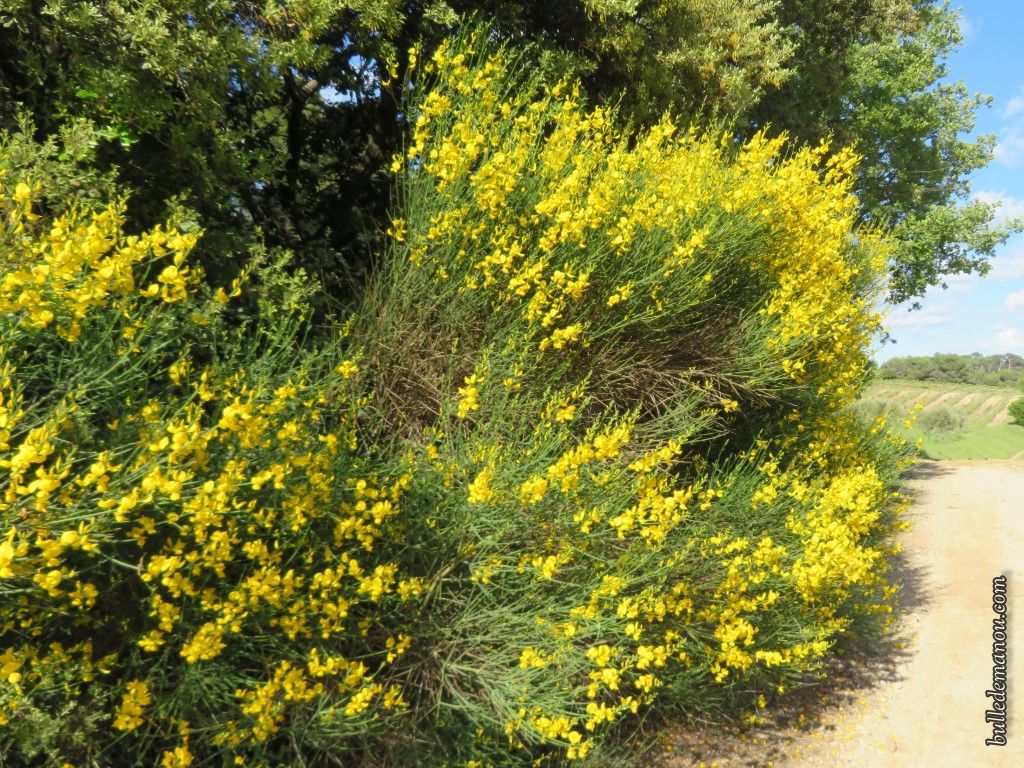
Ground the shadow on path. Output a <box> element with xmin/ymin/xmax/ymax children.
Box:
<box><xmin>901</xmin><ymin>459</ymin><xmax>955</xmax><ymax>482</ymax></box>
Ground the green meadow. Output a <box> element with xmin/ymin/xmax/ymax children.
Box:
<box><xmin>862</xmin><ymin>379</ymin><xmax>1024</xmax><ymax>460</ymax></box>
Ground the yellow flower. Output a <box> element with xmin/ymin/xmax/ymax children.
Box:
<box><xmin>467</xmin><ymin>465</ymin><xmax>497</xmax><ymax>504</ymax></box>
<box><xmin>519</xmin><ymin>647</ymin><xmax>549</xmax><ymax>669</ymax></box>
<box><xmin>518</xmin><ymin>475</ymin><xmax>549</xmax><ymax>505</ymax></box>
<box><xmin>585</xmin><ymin>644</ymin><xmax>613</xmax><ymax>667</ymax></box>
<box><xmin>555</xmin><ymin>404</ymin><xmax>576</xmax><ymax>422</ymax></box>
<box><xmin>13</xmin><ymin>182</ymin><xmax>32</xmax><ymax>204</ymax></box>
<box><xmin>539</xmin><ymin>324</ymin><xmax>583</xmax><ymax>351</ymax></box>
<box><xmin>113</xmin><ymin>680</ymin><xmax>151</xmax><ymax>731</ymax></box>
<box><xmin>181</xmin><ymin>623</ymin><xmax>226</xmax><ymax>664</ymax></box>
<box><xmin>160</xmin><ymin>744</ymin><xmax>193</xmax><ymax>768</ymax></box>
<box><xmin>335</xmin><ymin>359</ymin><xmax>360</xmax><ymax>379</ymax></box>
<box><xmin>1</xmin><ymin>648</ymin><xmax>23</xmax><ymax>685</ymax></box>
<box><xmin>0</xmin><ymin>529</ymin><xmax>16</xmax><ymax>578</ymax></box>
<box><xmin>457</xmin><ymin>374</ymin><xmax>480</xmax><ymax>419</ymax></box>
<box><xmin>388</xmin><ymin>218</ymin><xmax>407</xmax><ymax>243</ymax></box>
<box><xmin>606</xmin><ymin>282</ymin><xmax>633</xmax><ymax>307</ymax></box>
<box><xmin>33</xmin><ymin>569</ymin><xmax>64</xmax><ymax>597</ymax></box>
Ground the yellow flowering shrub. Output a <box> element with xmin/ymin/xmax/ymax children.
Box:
<box><xmin>0</xmin><ymin>29</ymin><xmax>913</xmax><ymax>768</ymax></box>
<box><xmin>341</xmin><ymin>30</ymin><xmax>910</xmax><ymax>764</ymax></box>
<box><xmin>0</xmin><ymin>180</ymin><xmax>422</xmax><ymax>765</ymax></box>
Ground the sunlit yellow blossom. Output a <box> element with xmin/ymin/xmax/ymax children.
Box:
<box><xmin>457</xmin><ymin>374</ymin><xmax>480</xmax><ymax>419</ymax></box>
<box><xmin>518</xmin><ymin>647</ymin><xmax>550</xmax><ymax>669</ymax></box>
<box><xmin>605</xmin><ymin>282</ymin><xmax>633</xmax><ymax>307</ymax></box>
<box><xmin>539</xmin><ymin>324</ymin><xmax>583</xmax><ymax>351</ymax></box>
<box><xmin>160</xmin><ymin>744</ymin><xmax>193</xmax><ymax>768</ymax></box>
<box><xmin>0</xmin><ymin>528</ymin><xmax>17</xmax><ymax>578</ymax></box>
<box><xmin>467</xmin><ymin>465</ymin><xmax>497</xmax><ymax>504</ymax></box>
<box><xmin>518</xmin><ymin>475</ymin><xmax>549</xmax><ymax>504</ymax></box>
<box><xmin>181</xmin><ymin>623</ymin><xmax>226</xmax><ymax>664</ymax></box>
<box><xmin>585</xmin><ymin>644</ymin><xmax>613</xmax><ymax>667</ymax></box>
<box><xmin>113</xmin><ymin>680</ymin><xmax>151</xmax><ymax>731</ymax></box>
<box><xmin>335</xmin><ymin>360</ymin><xmax>359</xmax><ymax>379</ymax></box>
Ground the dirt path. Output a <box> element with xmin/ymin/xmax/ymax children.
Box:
<box><xmin>659</xmin><ymin>461</ymin><xmax>1023</xmax><ymax>768</ymax></box>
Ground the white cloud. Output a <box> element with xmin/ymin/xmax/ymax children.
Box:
<box><xmin>1006</xmin><ymin>288</ymin><xmax>1024</xmax><ymax>312</ymax></box>
<box><xmin>994</xmin><ymin>126</ymin><xmax>1024</xmax><ymax>168</ymax></box>
<box><xmin>1003</xmin><ymin>83</ymin><xmax>1024</xmax><ymax>118</ymax></box>
<box><xmin>932</xmin><ymin>272</ymin><xmax>979</xmax><ymax>296</ymax></box>
<box><xmin>989</xmin><ymin>244</ymin><xmax>1024</xmax><ymax>280</ymax></box>
<box><xmin>974</xmin><ymin>190</ymin><xmax>1024</xmax><ymax>226</ymax></box>
<box><xmin>883</xmin><ymin>302</ymin><xmax>958</xmax><ymax>332</ymax></box>
<box><xmin>1005</xmin><ymin>94</ymin><xmax>1024</xmax><ymax>119</ymax></box>
<box><xmin>958</xmin><ymin>14</ymin><xmax>976</xmax><ymax>43</ymax></box>
<box><xmin>981</xmin><ymin>324</ymin><xmax>1024</xmax><ymax>353</ymax></box>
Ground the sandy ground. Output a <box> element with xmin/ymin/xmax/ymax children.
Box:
<box><xmin>658</xmin><ymin>460</ymin><xmax>1023</xmax><ymax>768</ymax></box>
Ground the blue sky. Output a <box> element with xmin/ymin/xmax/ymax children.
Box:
<box><xmin>875</xmin><ymin>1</ymin><xmax>1024</xmax><ymax>362</ymax></box>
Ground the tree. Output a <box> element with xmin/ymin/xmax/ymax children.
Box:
<box><xmin>1009</xmin><ymin>398</ymin><xmax>1024</xmax><ymax>426</ymax></box>
<box><xmin>1012</xmin><ymin>374</ymin><xmax>1024</xmax><ymax>426</ymax></box>
<box><xmin>749</xmin><ymin>1</ymin><xmax>1014</xmax><ymax>303</ymax></box>
<box><xmin>0</xmin><ymin>0</ymin><xmax>413</xmax><ymax>295</ymax></box>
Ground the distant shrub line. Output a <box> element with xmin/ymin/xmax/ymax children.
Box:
<box><xmin>877</xmin><ymin>353</ymin><xmax>1024</xmax><ymax>386</ymax></box>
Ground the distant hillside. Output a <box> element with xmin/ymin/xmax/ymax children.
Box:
<box><xmin>876</xmin><ymin>353</ymin><xmax>1024</xmax><ymax>386</ymax></box>
<box><xmin>863</xmin><ymin>379</ymin><xmax>1024</xmax><ymax>460</ymax></box>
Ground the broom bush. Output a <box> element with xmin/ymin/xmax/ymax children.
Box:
<box><xmin>0</xmin><ymin>30</ymin><xmax>912</xmax><ymax>767</ymax></box>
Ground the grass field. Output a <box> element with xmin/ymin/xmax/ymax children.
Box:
<box><xmin>862</xmin><ymin>378</ymin><xmax>1024</xmax><ymax>460</ymax></box>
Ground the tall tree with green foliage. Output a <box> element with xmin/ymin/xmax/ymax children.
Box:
<box><xmin>0</xmin><ymin>0</ymin><xmax>416</xmax><ymax>293</ymax></box>
<box><xmin>749</xmin><ymin>0</ymin><xmax>1010</xmax><ymax>304</ymax></box>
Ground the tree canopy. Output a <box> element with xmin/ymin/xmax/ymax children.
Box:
<box><xmin>877</xmin><ymin>352</ymin><xmax>1024</xmax><ymax>385</ymax></box>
